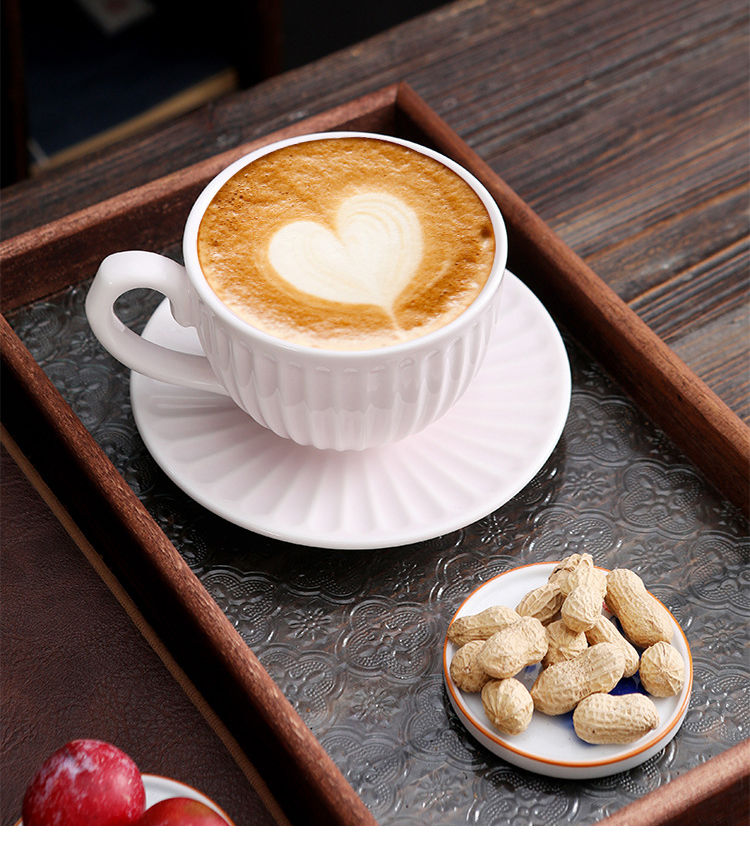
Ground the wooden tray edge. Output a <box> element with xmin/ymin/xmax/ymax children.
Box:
<box><xmin>597</xmin><ymin>737</ymin><xmax>750</xmax><ymax>825</ymax></box>
<box><xmin>1</xmin><ymin>81</ymin><xmax>748</xmax><ymax>824</ymax></box>
<box><xmin>0</xmin><ymin>427</ymin><xmax>291</xmax><ymax>827</ymax></box>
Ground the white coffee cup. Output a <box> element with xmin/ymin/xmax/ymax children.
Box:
<box><xmin>86</xmin><ymin>132</ymin><xmax>508</xmax><ymax>450</ymax></box>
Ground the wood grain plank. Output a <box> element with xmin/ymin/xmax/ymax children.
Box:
<box><xmin>670</xmin><ymin>307</ymin><xmax>750</xmax><ymax>425</ymax></box>
<box><xmin>396</xmin><ymin>82</ymin><xmax>750</xmax><ymax>514</ymax></box>
<box><xmin>441</xmin><ymin>0</ymin><xmax>745</xmax><ymax>164</ymax></box>
<box><xmin>631</xmin><ymin>237</ymin><xmax>750</xmax><ymax>341</ymax></box>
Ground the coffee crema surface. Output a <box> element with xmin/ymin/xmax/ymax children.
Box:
<box><xmin>197</xmin><ymin>137</ymin><xmax>495</xmax><ymax>350</ymax></box>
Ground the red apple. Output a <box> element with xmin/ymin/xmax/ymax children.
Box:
<box><xmin>22</xmin><ymin>739</ymin><xmax>145</xmax><ymax>825</ymax></box>
<box><xmin>135</xmin><ymin>797</ymin><xmax>231</xmax><ymax>826</ymax></box>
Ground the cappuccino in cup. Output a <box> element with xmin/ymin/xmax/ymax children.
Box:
<box><xmin>197</xmin><ymin>137</ymin><xmax>495</xmax><ymax>350</ymax></box>
<box><xmin>86</xmin><ymin>132</ymin><xmax>507</xmax><ymax>450</ymax></box>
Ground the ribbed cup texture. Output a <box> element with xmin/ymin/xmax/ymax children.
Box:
<box><xmin>195</xmin><ymin>293</ymin><xmax>501</xmax><ymax>450</ymax></box>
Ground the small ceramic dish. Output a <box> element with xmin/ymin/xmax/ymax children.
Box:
<box><xmin>443</xmin><ymin>562</ymin><xmax>692</xmax><ymax>779</ymax></box>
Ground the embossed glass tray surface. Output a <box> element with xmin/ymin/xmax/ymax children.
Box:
<box><xmin>8</xmin><ymin>271</ymin><xmax>748</xmax><ymax>826</ymax></box>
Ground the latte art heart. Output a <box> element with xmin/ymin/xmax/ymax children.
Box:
<box><xmin>197</xmin><ymin>137</ymin><xmax>496</xmax><ymax>350</ymax></box>
<box><xmin>268</xmin><ymin>192</ymin><xmax>423</xmax><ymax>311</ymax></box>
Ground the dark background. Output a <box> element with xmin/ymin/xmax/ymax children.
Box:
<box><xmin>2</xmin><ymin>0</ymin><xmax>444</xmax><ymax>185</ymax></box>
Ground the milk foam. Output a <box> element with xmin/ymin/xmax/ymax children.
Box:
<box><xmin>197</xmin><ymin>137</ymin><xmax>496</xmax><ymax>350</ymax></box>
<box><xmin>268</xmin><ymin>191</ymin><xmax>423</xmax><ymax>312</ymax></box>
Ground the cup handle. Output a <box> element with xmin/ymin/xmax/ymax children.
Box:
<box><xmin>85</xmin><ymin>251</ymin><xmax>228</xmax><ymax>394</ymax></box>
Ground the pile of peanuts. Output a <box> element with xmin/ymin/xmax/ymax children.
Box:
<box><xmin>448</xmin><ymin>554</ymin><xmax>686</xmax><ymax>744</ymax></box>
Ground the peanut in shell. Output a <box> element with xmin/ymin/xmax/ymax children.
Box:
<box><xmin>447</xmin><ymin>604</ymin><xmax>520</xmax><ymax>647</ymax></box>
<box><xmin>530</xmin><ymin>642</ymin><xmax>626</xmax><ymax>715</ymax></box>
<box><xmin>586</xmin><ymin>615</ymin><xmax>640</xmax><ymax>677</ymax></box>
<box><xmin>478</xmin><ymin>616</ymin><xmax>548</xmax><ymax>679</ymax></box>
<box><xmin>573</xmin><ymin>692</ymin><xmax>659</xmax><ymax>744</ymax></box>
<box><xmin>516</xmin><ymin>581</ymin><xmax>564</xmax><ymax>624</ymax></box>
<box><xmin>543</xmin><ymin>620</ymin><xmax>588</xmax><ymax>667</ymax></box>
<box><xmin>548</xmin><ymin>553</ymin><xmax>594</xmax><ymax>593</ymax></box>
<box><xmin>481</xmin><ymin>678</ymin><xmax>534</xmax><ymax>735</ymax></box>
<box><xmin>638</xmin><ymin>641</ymin><xmax>685</xmax><ymax>697</ymax></box>
<box><xmin>449</xmin><ymin>640</ymin><xmax>491</xmax><ymax>693</ymax></box>
<box><xmin>605</xmin><ymin>568</ymin><xmax>673</xmax><ymax>648</ymax></box>
<box><xmin>560</xmin><ymin>581</ymin><xmax>606</xmax><ymax>633</ymax></box>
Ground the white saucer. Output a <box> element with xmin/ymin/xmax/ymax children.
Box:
<box><xmin>443</xmin><ymin>563</ymin><xmax>693</xmax><ymax>779</ymax></box>
<box><xmin>130</xmin><ymin>270</ymin><xmax>571</xmax><ymax>549</ymax></box>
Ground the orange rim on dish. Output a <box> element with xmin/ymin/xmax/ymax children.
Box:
<box><xmin>443</xmin><ymin>562</ymin><xmax>693</xmax><ymax>769</ymax></box>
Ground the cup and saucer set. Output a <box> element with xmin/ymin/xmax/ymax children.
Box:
<box><xmin>87</xmin><ymin>131</ymin><xmax>571</xmax><ymax>552</ymax></box>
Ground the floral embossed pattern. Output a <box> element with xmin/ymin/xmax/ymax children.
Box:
<box><xmin>8</xmin><ymin>280</ymin><xmax>749</xmax><ymax>826</ymax></box>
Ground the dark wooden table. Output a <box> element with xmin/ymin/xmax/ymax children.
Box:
<box><xmin>2</xmin><ymin>0</ymin><xmax>747</xmax><ymax>423</ymax></box>
<box><xmin>2</xmin><ymin>0</ymin><xmax>748</xmax><ymax>826</ymax></box>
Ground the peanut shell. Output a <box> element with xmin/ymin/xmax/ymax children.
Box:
<box><xmin>516</xmin><ymin>582</ymin><xmax>564</xmax><ymax>624</ymax></box>
<box><xmin>606</xmin><ymin>569</ymin><xmax>673</xmax><ymax>648</ymax></box>
<box><xmin>560</xmin><ymin>584</ymin><xmax>605</xmax><ymax>633</ymax></box>
<box><xmin>449</xmin><ymin>640</ymin><xmax>491</xmax><ymax>693</ymax></box>
<box><xmin>447</xmin><ymin>604</ymin><xmax>520</xmax><ymax>647</ymax></box>
<box><xmin>530</xmin><ymin>642</ymin><xmax>626</xmax><ymax>715</ymax></box>
<box><xmin>586</xmin><ymin>615</ymin><xmax>640</xmax><ymax>677</ymax></box>
<box><xmin>481</xmin><ymin>678</ymin><xmax>534</xmax><ymax>735</ymax></box>
<box><xmin>548</xmin><ymin>553</ymin><xmax>594</xmax><ymax>594</ymax></box>
<box><xmin>638</xmin><ymin>641</ymin><xmax>685</xmax><ymax>697</ymax></box>
<box><xmin>478</xmin><ymin>616</ymin><xmax>548</xmax><ymax>679</ymax></box>
<box><xmin>573</xmin><ymin>692</ymin><xmax>659</xmax><ymax>744</ymax></box>
<box><xmin>543</xmin><ymin>619</ymin><xmax>588</xmax><ymax>667</ymax></box>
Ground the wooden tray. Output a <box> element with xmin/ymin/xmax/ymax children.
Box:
<box><xmin>2</xmin><ymin>83</ymin><xmax>748</xmax><ymax>825</ymax></box>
